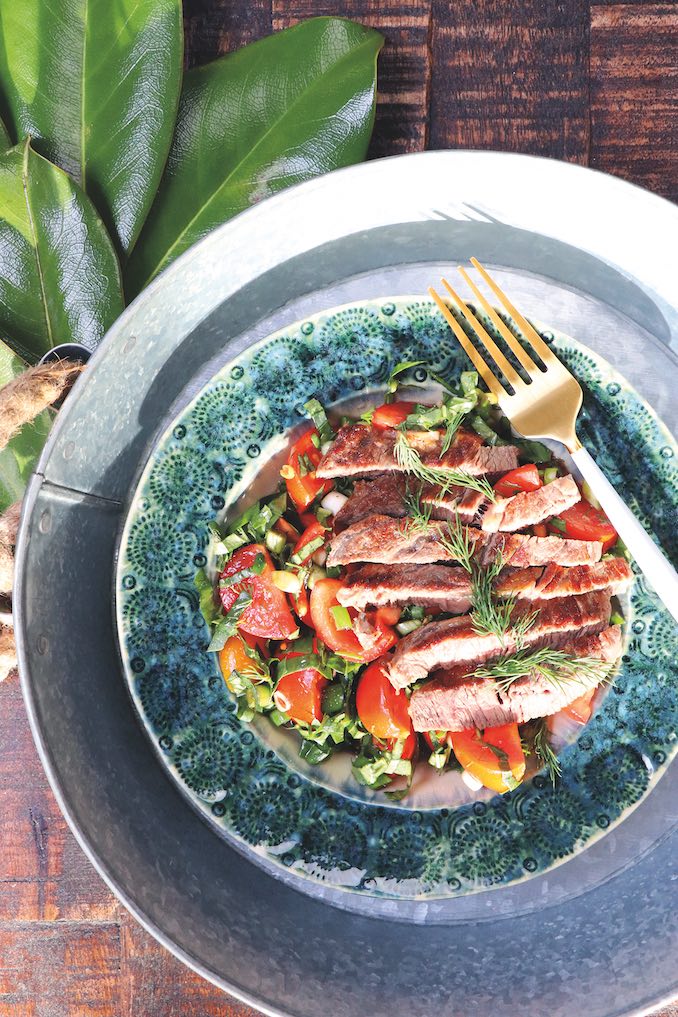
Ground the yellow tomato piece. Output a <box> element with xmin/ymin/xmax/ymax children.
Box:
<box><xmin>218</xmin><ymin>636</ymin><xmax>264</xmax><ymax>693</ymax></box>
<box><xmin>451</xmin><ymin>723</ymin><xmax>526</xmax><ymax>794</ymax></box>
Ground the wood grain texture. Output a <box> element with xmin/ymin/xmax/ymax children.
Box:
<box><xmin>429</xmin><ymin>0</ymin><xmax>590</xmax><ymax>162</ymax></box>
<box><xmin>590</xmin><ymin>4</ymin><xmax>678</xmax><ymax>201</ymax></box>
<box><xmin>1</xmin><ymin>0</ymin><xmax>677</xmax><ymax>1011</ymax></box>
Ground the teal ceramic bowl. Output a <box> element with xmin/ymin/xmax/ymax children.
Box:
<box><xmin>116</xmin><ymin>296</ymin><xmax>678</xmax><ymax>900</ymax></box>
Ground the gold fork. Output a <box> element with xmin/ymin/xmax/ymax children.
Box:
<box><xmin>429</xmin><ymin>258</ymin><xmax>678</xmax><ymax>624</ymax></box>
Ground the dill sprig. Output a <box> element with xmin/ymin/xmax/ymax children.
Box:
<box><xmin>403</xmin><ymin>481</ymin><xmax>433</xmax><ymax>533</ymax></box>
<box><xmin>533</xmin><ymin>719</ymin><xmax>561</xmax><ymax>787</ymax></box>
<box><xmin>472</xmin><ymin>647</ymin><xmax>613</xmax><ymax>694</ymax></box>
<box><xmin>470</xmin><ymin>552</ymin><xmax>521</xmax><ymax>644</ymax></box>
<box><xmin>437</xmin><ymin>513</ymin><xmax>477</xmax><ymax>573</ymax></box>
<box><xmin>394</xmin><ymin>431</ymin><xmax>496</xmax><ymax>501</ymax></box>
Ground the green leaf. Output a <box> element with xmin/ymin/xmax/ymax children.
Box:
<box><xmin>0</xmin><ymin>140</ymin><xmax>123</xmax><ymax>362</ymax></box>
<box><xmin>0</xmin><ymin>115</ymin><xmax>9</xmax><ymax>151</ymax></box>
<box><xmin>0</xmin><ymin>337</ymin><xmax>50</xmax><ymax>512</ymax></box>
<box><xmin>0</xmin><ymin>0</ymin><xmax>183</xmax><ymax>257</ymax></box>
<box><xmin>126</xmin><ymin>17</ymin><xmax>383</xmax><ymax>297</ymax></box>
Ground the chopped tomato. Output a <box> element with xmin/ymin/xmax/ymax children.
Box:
<box><xmin>423</xmin><ymin>729</ymin><xmax>451</xmax><ymax>751</ymax></box>
<box><xmin>274</xmin><ymin>517</ymin><xmax>300</xmax><ymax>543</ymax></box>
<box><xmin>292</xmin><ymin>520</ymin><xmax>328</xmax><ymax>565</ymax></box>
<box><xmin>309</xmin><ymin>579</ymin><xmax>397</xmax><ymax>662</ymax></box>
<box><xmin>282</xmin><ymin>428</ymin><xmax>332</xmax><ymax>512</ymax></box>
<box><xmin>549</xmin><ymin>499</ymin><xmax>618</xmax><ymax>552</ymax></box>
<box><xmin>356</xmin><ymin>656</ymin><xmax>411</xmax><ymax>740</ymax></box>
<box><xmin>562</xmin><ymin>687</ymin><xmax>597</xmax><ymax>724</ymax></box>
<box><xmin>493</xmin><ymin>464</ymin><xmax>542</xmax><ymax>499</ymax></box>
<box><xmin>450</xmin><ymin>723</ymin><xmax>526</xmax><ymax>794</ymax></box>
<box><xmin>273</xmin><ymin>667</ymin><xmax>328</xmax><ymax>725</ymax></box>
<box><xmin>299</xmin><ymin>512</ymin><xmax>318</xmax><ymax>529</ymax></box>
<box><xmin>532</xmin><ymin>523</ymin><xmax>548</xmax><ymax>538</ymax></box>
<box><xmin>371</xmin><ymin>401</ymin><xmax>416</xmax><ymax>430</ymax></box>
<box><xmin>219</xmin><ymin>544</ymin><xmax>297</xmax><ymax>640</ymax></box>
<box><xmin>375</xmin><ymin>604</ymin><xmax>402</xmax><ymax>627</ymax></box>
<box><xmin>242</xmin><ymin>631</ymin><xmax>269</xmax><ymax>657</ymax></box>
<box><xmin>218</xmin><ymin>635</ymin><xmax>265</xmax><ymax>694</ymax></box>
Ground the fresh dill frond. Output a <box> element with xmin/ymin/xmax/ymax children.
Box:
<box><xmin>533</xmin><ymin>719</ymin><xmax>561</xmax><ymax>787</ymax></box>
<box><xmin>440</xmin><ymin>406</ymin><xmax>469</xmax><ymax>455</ymax></box>
<box><xmin>403</xmin><ymin>481</ymin><xmax>433</xmax><ymax>533</ymax></box>
<box><xmin>512</xmin><ymin>608</ymin><xmax>539</xmax><ymax>649</ymax></box>
<box><xmin>472</xmin><ymin>648</ymin><xmax>613</xmax><ymax>695</ymax></box>
<box><xmin>394</xmin><ymin>431</ymin><xmax>496</xmax><ymax>501</ymax></box>
<box><xmin>470</xmin><ymin>553</ymin><xmax>517</xmax><ymax>644</ymax></box>
<box><xmin>437</xmin><ymin>512</ymin><xmax>476</xmax><ymax>574</ymax></box>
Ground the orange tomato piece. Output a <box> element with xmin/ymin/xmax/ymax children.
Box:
<box><xmin>371</xmin><ymin>401</ymin><xmax>417</xmax><ymax>430</ymax></box>
<box><xmin>356</xmin><ymin>656</ymin><xmax>411</xmax><ymax>741</ymax></box>
<box><xmin>282</xmin><ymin>428</ymin><xmax>332</xmax><ymax>512</ymax></box>
<box><xmin>273</xmin><ymin>667</ymin><xmax>328</xmax><ymax>725</ymax></box>
<box><xmin>218</xmin><ymin>635</ymin><xmax>264</xmax><ymax>693</ymax></box>
<box><xmin>450</xmin><ymin>723</ymin><xmax>526</xmax><ymax>794</ymax></box>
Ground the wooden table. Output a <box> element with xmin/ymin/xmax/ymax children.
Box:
<box><xmin>1</xmin><ymin>2</ymin><xmax>676</xmax><ymax>1014</ymax></box>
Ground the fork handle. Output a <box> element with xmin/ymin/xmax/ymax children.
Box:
<box><xmin>571</xmin><ymin>446</ymin><xmax>678</xmax><ymax>623</ymax></box>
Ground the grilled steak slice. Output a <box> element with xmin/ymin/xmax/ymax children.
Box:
<box><xmin>336</xmin><ymin>563</ymin><xmax>474</xmax><ymax>613</ymax></box>
<box><xmin>481</xmin><ymin>475</ymin><xmax>580</xmax><ymax>532</ymax></box>
<box><xmin>316</xmin><ymin>424</ymin><xmax>519</xmax><ymax>479</ymax></box>
<box><xmin>409</xmin><ymin>625</ymin><xmax>622</xmax><ymax>732</ymax></box>
<box><xmin>501</xmin><ymin>558</ymin><xmax>633</xmax><ymax>600</ymax></box>
<box><xmin>387</xmin><ymin>589</ymin><xmax>612</xmax><ymax>689</ymax></box>
<box><xmin>334</xmin><ymin>558</ymin><xmax>632</xmax><ymax>613</ymax></box>
<box><xmin>326</xmin><ymin>515</ymin><xmax>602</xmax><ymax>568</ymax></box>
<box><xmin>334</xmin><ymin>474</ymin><xmax>481</xmax><ymax>531</ymax></box>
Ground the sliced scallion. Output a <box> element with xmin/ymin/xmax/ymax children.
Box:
<box><xmin>330</xmin><ymin>605</ymin><xmax>353</xmax><ymax>630</ymax></box>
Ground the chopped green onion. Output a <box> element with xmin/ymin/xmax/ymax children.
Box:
<box><xmin>307</xmin><ymin>565</ymin><xmax>327</xmax><ymax>589</ymax></box>
<box><xmin>321</xmin><ymin>683</ymin><xmax>345</xmax><ymax>716</ymax></box>
<box><xmin>543</xmin><ymin>467</ymin><xmax>558</xmax><ymax>484</ymax></box>
<box><xmin>610</xmin><ymin>611</ymin><xmax>625</xmax><ymax>626</ymax></box>
<box><xmin>396</xmin><ymin>618</ymin><xmax>423</xmax><ymax>636</ymax></box>
<box><xmin>291</xmin><ymin>535</ymin><xmax>325</xmax><ymax>565</ymax></box>
<box><xmin>252</xmin><ymin>552</ymin><xmax>266</xmax><ymax>575</ymax></box>
<box><xmin>304</xmin><ymin>398</ymin><xmax>335</xmax><ymax>445</ymax></box>
<box><xmin>330</xmin><ymin>605</ymin><xmax>353</xmax><ymax>630</ymax></box>
<box><xmin>265</xmin><ymin>529</ymin><xmax>287</xmax><ymax>555</ymax></box>
<box><xmin>550</xmin><ymin>518</ymin><xmax>567</xmax><ymax>533</ymax></box>
<box><xmin>223</xmin><ymin>531</ymin><xmax>248</xmax><ymax>553</ymax></box>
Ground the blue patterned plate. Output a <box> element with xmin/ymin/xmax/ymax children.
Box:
<box><xmin>115</xmin><ymin>297</ymin><xmax>678</xmax><ymax>899</ymax></box>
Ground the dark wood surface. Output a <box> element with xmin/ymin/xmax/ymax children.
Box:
<box><xmin>2</xmin><ymin>2</ymin><xmax>677</xmax><ymax>1014</ymax></box>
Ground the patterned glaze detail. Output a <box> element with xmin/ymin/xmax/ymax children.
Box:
<box><xmin>116</xmin><ymin>298</ymin><xmax>678</xmax><ymax>899</ymax></box>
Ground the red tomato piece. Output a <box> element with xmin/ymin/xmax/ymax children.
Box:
<box><xmin>356</xmin><ymin>656</ymin><xmax>411</xmax><ymax>740</ymax></box>
<box><xmin>549</xmin><ymin>499</ymin><xmax>618</xmax><ymax>552</ymax></box>
<box><xmin>282</xmin><ymin>428</ymin><xmax>333</xmax><ymax>512</ymax></box>
<box><xmin>274</xmin><ymin>517</ymin><xmax>300</xmax><ymax>543</ymax></box>
<box><xmin>309</xmin><ymin>579</ymin><xmax>396</xmax><ymax>662</ymax></box>
<box><xmin>562</xmin><ymin>687</ymin><xmax>597</xmax><ymax>724</ymax></box>
<box><xmin>450</xmin><ymin>723</ymin><xmax>526</xmax><ymax>794</ymax></box>
<box><xmin>493</xmin><ymin>464</ymin><xmax>542</xmax><ymax>499</ymax></box>
<box><xmin>219</xmin><ymin>544</ymin><xmax>297</xmax><ymax>640</ymax></box>
<box><xmin>371</xmin><ymin>401</ymin><xmax>417</xmax><ymax>430</ymax></box>
<box><xmin>273</xmin><ymin>668</ymin><xmax>328</xmax><ymax>725</ymax></box>
<box><xmin>375</xmin><ymin>604</ymin><xmax>402</xmax><ymax>627</ymax></box>
<box><xmin>532</xmin><ymin>523</ymin><xmax>548</xmax><ymax>538</ymax></box>
<box><xmin>292</xmin><ymin>521</ymin><xmax>328</xmax><ymax>565</ymax></box>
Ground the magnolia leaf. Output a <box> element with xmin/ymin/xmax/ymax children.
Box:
<box><xmin>0</xmin><ymin>337</ymin><xmax>50</xmax><ymax>513</ymax></box>
<box><xmin>0</xmin><ymin>0</ymin><xmax>183</xmax><ymax>256</ymax></box>
<box><xmin>0</xmin><ymin>140</ymin><xmax>123</xmax><ymax>362</ymax></box>
<box><xmin>126</xmin><ymin>17</ymin><xmax>383</xmax><ymax>297</ymax></box>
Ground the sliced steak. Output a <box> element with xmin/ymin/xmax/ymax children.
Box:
<box><xmin>316</xmin><ymin>424</ymin><xmax>519</xmax><ymax>479</ymax></box>
<box><xmin>388</xmin><ymin>589</ymin><xmax>612</xmax><ymax>689</ymax></box>
<box><xmin>481</xmin><ymin>475</ymin><xmax>580</xmax><ymax>532</ymax></box>
<box><xmin>502</xmin><ymin>558</ymin><xmax>633</xmax><ymax>600</ymax></box>
<box><xmin>326</xmin><ymin>515</ymin><xmax>602</xmax><ymax>568</ymax></box>
<box><xmin>334</xmin><ymin>474</ymin><xmax>481</xmax><ymax>531</ymax></box>
<box><xmin>409</xmin><ymin>625</ymin><xmax>622</xmax><ymax>732</ymax></box>
<box><xmin>336</xmin><ymin>563</ymin><xmax>474</xmax><ymax>613</ymax></box>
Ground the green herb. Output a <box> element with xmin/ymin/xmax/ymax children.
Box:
<box><xmin>473</xmin><ymin>647</ymin><xmax>612</xmax><ymax>694</ymax></box>
<box><xmin>207</xmin><ymin>590</ymin><xmax>253</xmax><ymax>651</ymax></box>
<box><xmin>360</xmin><ymin>408</ymin><xmax>374</xmax><ymax>425</ymax></box>
<box><xmin>543</xmin><ymin>466</ymin><xmax>558</xmax><ymax>484</ymax></box>
<box><xmin>468</xmin><ymin>413</ymin><xmax>505</xmax><ymax>446</ymax></box>
<box><xmin>549</xmin><ymin>518</ymin><xmax>567</xmax><ymax>533</ymax></box>
<box><xmin>403</xmin><ymin>481</ymin><xmax>433</xmax><ymax>533</ymax></box>
<box><xmin>385</xmin><ymin>360</ymin><xmax>426</xmax><ymax>399</ymax></box>
<box><xmin>304</xmin><ymin>398</ymin><xmax>335</xmax><ymax>445</ymax></box>
<box><xmin>394</xmin><ymin>431</ymin><xmax>496</xmax><ymax>501</ymax></box>
<box><xmin>516</xmin><ymin>440</ymin><xmax>552</xmax><ymax>464</ymax></box>
<box><xmin>194</xmin><ymin>568</ymin><xmax>221</xmax><ymax>627</ymax></box>
<box><xmin>290</xmin><ymin>534</ymin><xmax>325</xmax><ymax>565</ymax></box>
<box><xmin>400</xmin><ymin>604</ymin><xmax>426</xmax><ymax>622</ymax></box>
<box><xmin>471</xmin><ymin>553</ymin><xmax>516</xmax><ymax>644</ymax></box>
<box><xmin>610</xmin><ymin>611</ymin><xmax>624</xmax><ymax>626</ymax></box>
<box><xmin>351</xmin><ymin>734</ymin><xmax>413</xmax><ymax>791</ymax></box>
<box><xmin>330</xmin><ymin>604</ymin><xmax>353</xmax><ymax>630</ymax></box>
<box><xmin>437</xmin><ymin>513</ymin><xmax>477</xmax><ymax>574</ymax></box>
<box><xmin>533</xmin><ymin>719</ymin><xmax>561</xmax><ymax>786</ymax></box>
